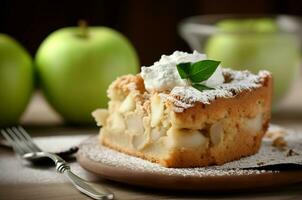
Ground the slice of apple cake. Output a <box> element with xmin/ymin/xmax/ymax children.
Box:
<box><xmin>92</xmin><ymin>51</ymin><xmax>272</xmax><ymax>168</ymax></box>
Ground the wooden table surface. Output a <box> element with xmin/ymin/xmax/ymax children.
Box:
<box><xmin>1</xmin><ymin>92</ymin><xmax>302</xmax><ymax>200</ymax></box>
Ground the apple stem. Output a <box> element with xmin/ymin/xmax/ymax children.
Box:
<box><xmin>78</xmin><ymin>20</ymin><xmax>88</xmax><ymax>38</ymax></box>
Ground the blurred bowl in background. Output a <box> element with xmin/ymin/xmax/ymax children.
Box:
<box><xmin>179</xmin><ymin>15</ymin><xmax>302</xmax><ymax>106</ymax></box>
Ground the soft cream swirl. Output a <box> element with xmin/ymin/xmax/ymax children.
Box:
<box><xmin>141</xmin><ymin>51</ymin><xmax>224</xmax><ymax>92</ymax></box>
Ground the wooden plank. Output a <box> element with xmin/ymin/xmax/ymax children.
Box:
<box><xmin>1</xmin><ymin>181</ymin><xmax>302</xmax><ymax>200</ymax></box>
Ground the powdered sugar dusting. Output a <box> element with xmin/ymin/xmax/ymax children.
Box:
<box><xmin>160</xmin><ymin>68</ymin><xmax>270</xmax><ymax>112</ymax></box>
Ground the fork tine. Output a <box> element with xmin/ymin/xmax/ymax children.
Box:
<box><xmin>5</xmin><ymin>127</ymin><xmax>34</xmax><ymax>154</ymax></box>
<box><xmin>15</xmin><ymin>126</ymin><xmax>41</xmax><ymax>152</ymax></box>
<box><xmin>9</xmin><ymin>127</ymin><xmax>39</xmax><ymax>153</ymax></box>
<box><xmin>1</xmin><ymin>129</ymin><xmax>26</xmax><ymax>155</ymax></box>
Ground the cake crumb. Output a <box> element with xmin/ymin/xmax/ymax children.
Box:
<box><xmin>257</xmin><ymin>161</ymin><xmax>265</xmax><ymax>166</ymax></box>
<box><xmin>272</xmin><ymin>136</ymin><xmax>287</xmax><ymax>151</ymax></box>
<box><xmin>286</xmin><ymin>149</ymin><xmax>299</xmax><ymax>157</ymax></box>
<box><xmin>265</xmin><ymin>129</ymin><xmax>287</xmax><ymax>139</ymax></box>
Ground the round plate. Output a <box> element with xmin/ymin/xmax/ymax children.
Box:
<box><xmin>77</xmin><ymin>137</ymin><xmax>302</xmax><ymax>191</ymax></box>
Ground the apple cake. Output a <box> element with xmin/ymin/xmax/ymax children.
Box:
<box><xmin>92</xmin><ymin>51</ymin><xmax>272</xmax><ymax>168</ymax></box>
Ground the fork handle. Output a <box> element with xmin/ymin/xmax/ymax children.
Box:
<box><xmin>64</xmin><ymin>169</ymin><xmax>114</xmax><ymax>200</ymax></box>
<box><xmin>37</xmin><ymin>152</ymin><xmax>114</xmax><ymax>200</ymax></box>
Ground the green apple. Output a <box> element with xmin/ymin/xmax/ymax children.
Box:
<box><xmin>0</xmin><ymin>34</ymin><xmax>34</xmax><ymax>126</ymax></box>
<box><xmin>205</xmin><ymin>18</ymin><xmax>301</xmax><ymax>103</ymax></box>
<box><xmin>35</xmin><ymin>25</ymin><xmax>139</xmax><ymax>124</ymax></box>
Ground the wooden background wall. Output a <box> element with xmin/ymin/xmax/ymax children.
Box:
<box><xmin>1</xmin><ymin>0</ymin><xmax>301</xmax><ymax>66</ymax></box>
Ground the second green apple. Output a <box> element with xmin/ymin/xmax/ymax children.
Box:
<box><xmin>36</xmin><ymin>25</ymin><xmax>139</xmax><ymax>124</ymax></box>
<box><xmin>205</xmin><ymin>18</ymin><xmax>301</xmax><ymax>104</ymax></box>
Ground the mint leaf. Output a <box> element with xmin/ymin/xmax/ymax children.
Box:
<box><xmin>189</xmin><ymin>60</ymin><xmax>220</xmax><ymax>83</ymax></box>
<box><xmin>192</xmin><ymin>83</ymin><xmax>214</xmax><ymax>91</ymax></box>
<box><xmin>176</xmin><ymin>59</ymin><xmax>221</xmax><ymax>93</ymax></box>
<box><xmin>176</xmin><ymin>62</ymin><xmax>191</xmax><ymax>79</ymax></box>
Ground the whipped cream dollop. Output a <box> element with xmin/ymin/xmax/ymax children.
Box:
<box><xmin>140</xmin><ymin>51</ymin><xmax>224</xmax><ymax>92</ymax></box>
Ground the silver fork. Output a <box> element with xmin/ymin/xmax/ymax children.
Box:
<box><xmin>1</xmin><ymin>126</ymin><xmax>114</xmax><ymax>200</ymax></box>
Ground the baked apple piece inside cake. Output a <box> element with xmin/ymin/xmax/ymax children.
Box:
<box><xmin>92</xmin><ymin>51</ymin><xmax>272</xmax><ymax>167</ymax></box>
